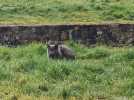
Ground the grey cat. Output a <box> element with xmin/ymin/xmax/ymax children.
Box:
<box><xmin>47</xmin><ymin>41</ymin><xmax>75</xmax><ymax>59</ymax></box>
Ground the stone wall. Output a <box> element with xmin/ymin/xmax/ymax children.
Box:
<box><xmin>0</xmin><ymin>24</ymin><xmax>134</xmax><ymax>46</ymax></box>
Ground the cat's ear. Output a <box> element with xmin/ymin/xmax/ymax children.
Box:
<box><xmin>46</xmin><ymin>40</ymin><xmax>52</xmax><ymax>47</ymax></box>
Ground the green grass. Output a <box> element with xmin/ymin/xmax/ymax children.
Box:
<box><xmin>0</xmin><ymin>42</ymin><xmax>134</xmax><ymax>99</ymax></box>
<box><xmin>0</xmin><ymin>0</ymin><xmax>133</xmax><ymax>24</ymax></box>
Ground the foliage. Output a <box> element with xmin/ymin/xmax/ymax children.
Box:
<box><xmin>0</xmin><ymin>0</ymin><xmax>133</xmax><ymax>24</ymax></box>
<box><xmin>0</xmin><ymin>43</ymin><xmax>134</xmax><ymax>99</ymax></box>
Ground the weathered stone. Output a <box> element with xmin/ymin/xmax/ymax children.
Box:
<box><xmin>0</xmin><ymin>24</ymin><xmax>133</xmax><ymax>46</ymax></box>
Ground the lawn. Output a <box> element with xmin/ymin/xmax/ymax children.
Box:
<box><xmin>0</xmin><ymin>0</ymin><xmax>134</xmax><ymax>99</ymax></box>
<box><xmin>0</xmin><ymin>0</ymin><xmax>133</xmax><ymax>24</ymax></box>
<box><xmin>0</xmin><ymin>42</ymin><xmax>134</xmax><ymax>99</ymax></box>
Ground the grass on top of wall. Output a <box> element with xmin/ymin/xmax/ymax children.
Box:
<box><xmin>0</xmin><ymin>0</ymin><xmax>133</xmax><ymax>24</ymax></box>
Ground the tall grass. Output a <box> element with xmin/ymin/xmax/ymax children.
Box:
<box><xmin>0</xmin><ymin>0</ymin><xmax>133</xmax><ymax>24</ymax></box>
<box><xmin>0</xmin><ymin>42</ymin><xmax>134</xmax><ymax>99</ymax></box>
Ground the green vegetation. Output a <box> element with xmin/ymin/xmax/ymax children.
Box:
<box><xmin>0</xmin><ymin>0</ymin><xmax>133</xmax><ymax>24</ymax></box>
<box><xmin>0</xmin><ymin>0</ymin><xmax>134</xmax><ymax>99</ymax></box>
<box><xmin>0</xmin><ymin>42</ymin><xmax>134</xmax><ymax>99</ymax></box>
